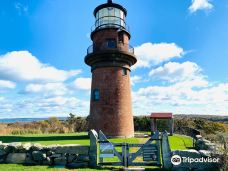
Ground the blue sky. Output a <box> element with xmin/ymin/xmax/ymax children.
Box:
<box><xmin>0</xmin><ymin>0</ymin><xmax>228</xmax><ymax>118</ymax></box>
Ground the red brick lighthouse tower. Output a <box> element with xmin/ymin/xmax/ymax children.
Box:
<box><xmin>85</xmin><ymin>0</ymin><xmax>137</xmax><ymax>138</ymax></box>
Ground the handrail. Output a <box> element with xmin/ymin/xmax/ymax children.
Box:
<box><xmin>87</xmin><ymin>42</ymin><xmax>134</xmax><ymax>55</ymax></box>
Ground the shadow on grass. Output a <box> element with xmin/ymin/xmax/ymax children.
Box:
<box><xmin>0</xmin><ymin>135</ymin><xmax>89</xmax><ymax>143</ymax></box>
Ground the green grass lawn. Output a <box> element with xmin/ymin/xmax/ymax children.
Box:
<box><xmin>0</xmin><ymin>133</ymin><xmax>193</xmax><ymax>170</ymax></box>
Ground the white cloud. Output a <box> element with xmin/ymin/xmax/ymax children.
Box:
<box><xmin>0</xmin><ymin>96</ymin><xmax>4</xmax><ymax>101</ymax></box>
<box><xmin>149</xmin><ymin>61</ymin><xmax>207</xmax><ymax>86</ymax></box>
<box><xmin>132</xmin><ymin>82</ymin><xmax>228</xmax><ymax>115</ymax></box>
<box><xmin>2</xmin><ymin>96</ymin><xmax>90</xmax><ymax>118</ymax></box>
<box><xmin>0</xmin><ymin>80</ymin><xmax>16</xmax><ymax>89</ymax></box>
<box><xmin>0</xmin><ymin>97</ymin><xmax>13</xmax><ymax>113</ymax></box>
<box><xmin>0</xmin><ymin>51</ymin><xmax>81</xmax><ymax>83</ymax></box>
<box><xmin>73</xmin><ymin>77</ymin><xmax>91</xmax><ymax>90</ymax></box>
<box><xmin>133</xmin><ymin>42</ymin><xmax>184</xmax><ymax>69</ymax></box>
<box><xmin>132</xmin><ymin>61</ymin><xmax>227</xmax><ymax>115</ymax></box>
<box><xmin>131</xmin><ymin>76</ymin><xmax>142</xmax><ymax>86</ymax></box>
<box><xmin>22</xmin><ymin>83</ymin><xmax>67</xmax><ymax>96</ymax></box>
<box><xmin>189</xmin><ymin>0</ymin><xmax>213</xmax><ymax>13</ymax></box>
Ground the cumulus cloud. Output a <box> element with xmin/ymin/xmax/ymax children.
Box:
<box><xmin>0</xmin><ymin>96</ymin><xmax>4</xmax><ymax>101</ymax></box>
<box><xmin>22</xmin><ymin>83</ymin><xmax>67</xmax><ymax>96</ymax></box>
<box><xmin>0</xmin><ymin>97</ymin><xmax>13</xmax><ymax>113</ymax></box>
<box><xmin>132</xmin><ymin>61</ymin><xmax>228</xmax><ymax>115</ymax></box>
<box><xmin>132</xmin><ymin>82</ymin><xmax>228</xmax><ymax>115</ymax></box>
<box><xmin>189</xmin><ymin>0</ymin><xmax>213</xmax><ymax>13</ymax></box>
<box><xmin>72</xmin><ymin>77</ymin><xmax>91</xmax><ymax>90</ymax></box>
<box><xmin>131</xmin><ymin>75</ymin><xmax>142</xmax><ymax>86</ymax></box>
<box><xmin>133</xmin><ymin>42</ymin><xmax>184</xmax><ymax>69</ymax></box>
<box><xmin>5</xmin><ymin>96</ymin><xmax>90</xmax><ymax>118</ymax></box>
<box><xmin>0</xmin><ymin>51</ymin><xmax>81</xmax><ymax>83</ymax></box>
<box><xmin>0</xmin><ymin>80</ymin><xmax>16</xmax><ymax>89</ymax></box>
<box><xmin>149</xmin><ymin>61</ymin><xmax>207</xmax><ymax>86</ymax></box>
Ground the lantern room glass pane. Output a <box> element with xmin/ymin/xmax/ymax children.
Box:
<box><xmin>95</xmin><ymin>7</ymin><xmax>126</xmax><ymax>29</ymax></box>
<box><xmin>108</xmin><ymin>7</ymin><xmax>114</xmax><ymax>16</ymax></box>
<box><xmin>115</xmin><ymin>8</ymin><xmax>120</xmax><ymax>18</ymax></box>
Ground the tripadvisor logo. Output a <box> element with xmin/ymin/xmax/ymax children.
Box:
<box><xmin>171</xmin><ymin>155</ymin><xmax>182</xmax><ymax>165</ymax></box>
<box><xmin>171</xmin><ymin>154</ymin><xmax>220</xmax><ymax>166</ymax></box>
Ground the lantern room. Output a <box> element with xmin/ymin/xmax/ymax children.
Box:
<box><xmin>93</xmin><ymin>0</ymin><xmax>128</xmax><ymax>31</ymax></box>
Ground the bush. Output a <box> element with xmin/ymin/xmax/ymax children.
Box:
<box><xmin>11</xmin><ymin>129</ymin><xmax>42</xmax><ymax>135</ymax></box>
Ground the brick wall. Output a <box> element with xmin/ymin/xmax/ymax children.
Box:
<box><xmin>92</xmin><ymin>29</ymin><xmax>130</xmax><ymax>45</ymax></box>
<box><xmin>89</xmin><ymin>67</ymin><xmax>134</xmax><ymax>138</ymax></box>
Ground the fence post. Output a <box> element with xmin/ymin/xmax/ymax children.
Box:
<box><xmin>89</xmin><ymin>129</ymin><xmax>98</xmax><ymax>168</ymax></box>
<box><xmin>161</xmin><ymin>131</ymin><xmax>172</xmax><ymax>170</ymax></box>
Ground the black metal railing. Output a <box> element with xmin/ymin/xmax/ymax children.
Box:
<box><xmin>87</xmin><ymin>42</ymin><xmax>134</xmax><ymax>55</ymax></box>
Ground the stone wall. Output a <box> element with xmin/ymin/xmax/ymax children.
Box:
<box><xmin>171</xmin><ymin>135</ymin><xmax>221</xmax><ymax>171</ymax></box>
<box><xmin>0</xmin><ymin>141</ymin><xmax>90</xmax><ymax>168</ymax></box>
<box><xmin>195</xmin><ymin>135</ymin><xmax>217</xmax><ymax>151</ymax></box>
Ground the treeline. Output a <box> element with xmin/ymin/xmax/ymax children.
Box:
<box><xmin>0</xmin><ymin>114</ymin><xmax>88</xmax><ymax>135</ymax></box>
<box><xmin>0</xmin><ymin>114</ymin><xmax>227</xmax><ymax>135</ymax></box>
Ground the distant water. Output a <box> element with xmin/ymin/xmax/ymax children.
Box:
<box><xmin>0</xmin><ymin>117</ymin><xmax>67</xmax><ymax>123</ymax></box>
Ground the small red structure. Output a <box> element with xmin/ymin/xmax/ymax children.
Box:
<box><xmin>150</xmin><ymin>113</ymin><xmax>174</xmax><ymax>135</ymax></box>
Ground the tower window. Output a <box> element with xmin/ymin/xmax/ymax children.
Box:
<box><xmin>107</xmin><ymin>39</ymin><xmax>117</xmax><ymax>48</ymax></box>
<box><xmin>93</xmin><ymin>89</ymin><xmax>100</xmax><ymax>101</ymax></box>
<box><xmin>118</xmin><ymin>32</ymin><xmax>124</xmax><ymax>43</ymax></box>
<box><xmin>122</xmin><ymin>68</ymin><xmax>128</xmax><ymax>76</ymax></box>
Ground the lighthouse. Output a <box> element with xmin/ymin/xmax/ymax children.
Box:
<box><xmin>85</xmin><ymin>0</ymin><xmax>137</xmax><ymax>138</ymax></box>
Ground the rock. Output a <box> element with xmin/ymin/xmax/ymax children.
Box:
<box><xmin>46</xmin><ymin>145</ymin><xmax>58</xmax><ymax>151</ymax></box>
<box><xmin>205</xmin><ymin>142</ymin><xmax>216</xmax><ymax>151</ymax></box>
<box><xmin>4</xmin><ymin>146</ymin><xmax>13</xmax><ymax>154</ymax></box>
<box><xmin>54</xmin><ymin>145</ymin><xmax>89</xmax><ymax>155</ymax></box>
<box><xmin>8</xmin><ymin>142</ymin><xmax>22</xmax><ymax>147</ymax></box>
<box><xmin>43</xmin><ymin>157</ymin><xmax>51</xmax><ymax>165</ymax></box>
<box><xmin>66</xmin><ymin>154</ymin><xmax>77</xmax><ymax>163</ymax></box>
<box><xmin>0</xmin><ymin>149</ymin><xmax>6</xmax><ymax>156</ymax></box>
<box><xmin>77</xmin><ymin>154</ymin><xmax>89</xmax><ymax>162</ymax></box>
<box><xmin>0</xmin><ymin>144</ymin><xmax>5</xmax><ymax>150</ymax></box>
<box><xmin>46</xmin><ymin>151</ymin><xmax>54</xmax><ymax>157</ymax></box>
<box><xmin>54</xmin><ymin>156</ymin><xmax>66</xmax><ymax>165</ymax></box>
<box><xmin>50</xmin><ymin>154</ymin><xmax>62</xmax><ymax>158</ymax></box>
<box><xmin>199</xmin><ymin>150</ymin><xmax>211</xmax><ymax>157</ymax></box>
<box><xmin>6</xmin><ymin>153</ymin><xmax>26</xmax><ymax>164</ymax></box>
<box><xmin>32</xmin><ymin>151</ymin><xmax>46</xmax><ymax>162</ymax></box>
<box><xmin>66</xmin><ymin>161</ymin><xmax>88</xmax><ymax>168</ymax></box>
<box><xmin>23</xmin><ymin>143</ymin><xmax>32</xmax><ymax>151</ymax></box>
<box><xmin>24</xmin><ymin>153</ymin><xmax>37</xmax><ymax>165</ymax></box>
<box><xmin>196</xmin><ymin>135</ymin><xmax>202</xmax><ymax>139</ymax></box>
<box><xmin>195</xmin><ymin>139</ymin><xmax>207</xmax><ymax>150</ymax></box>
<box><xmin>202</xmin><ymin>139</ymin><xmax>211</xmax><ymax>144</ymax></box>
<box><xmin>0</xmin><ymin>158</ymin><xmax>4</xmax><ymax>163</ymax></box>
<box><xmin>30</xmin><ymin>143</ymin><xmax>42</xmax><ymax>151</ymax></box>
